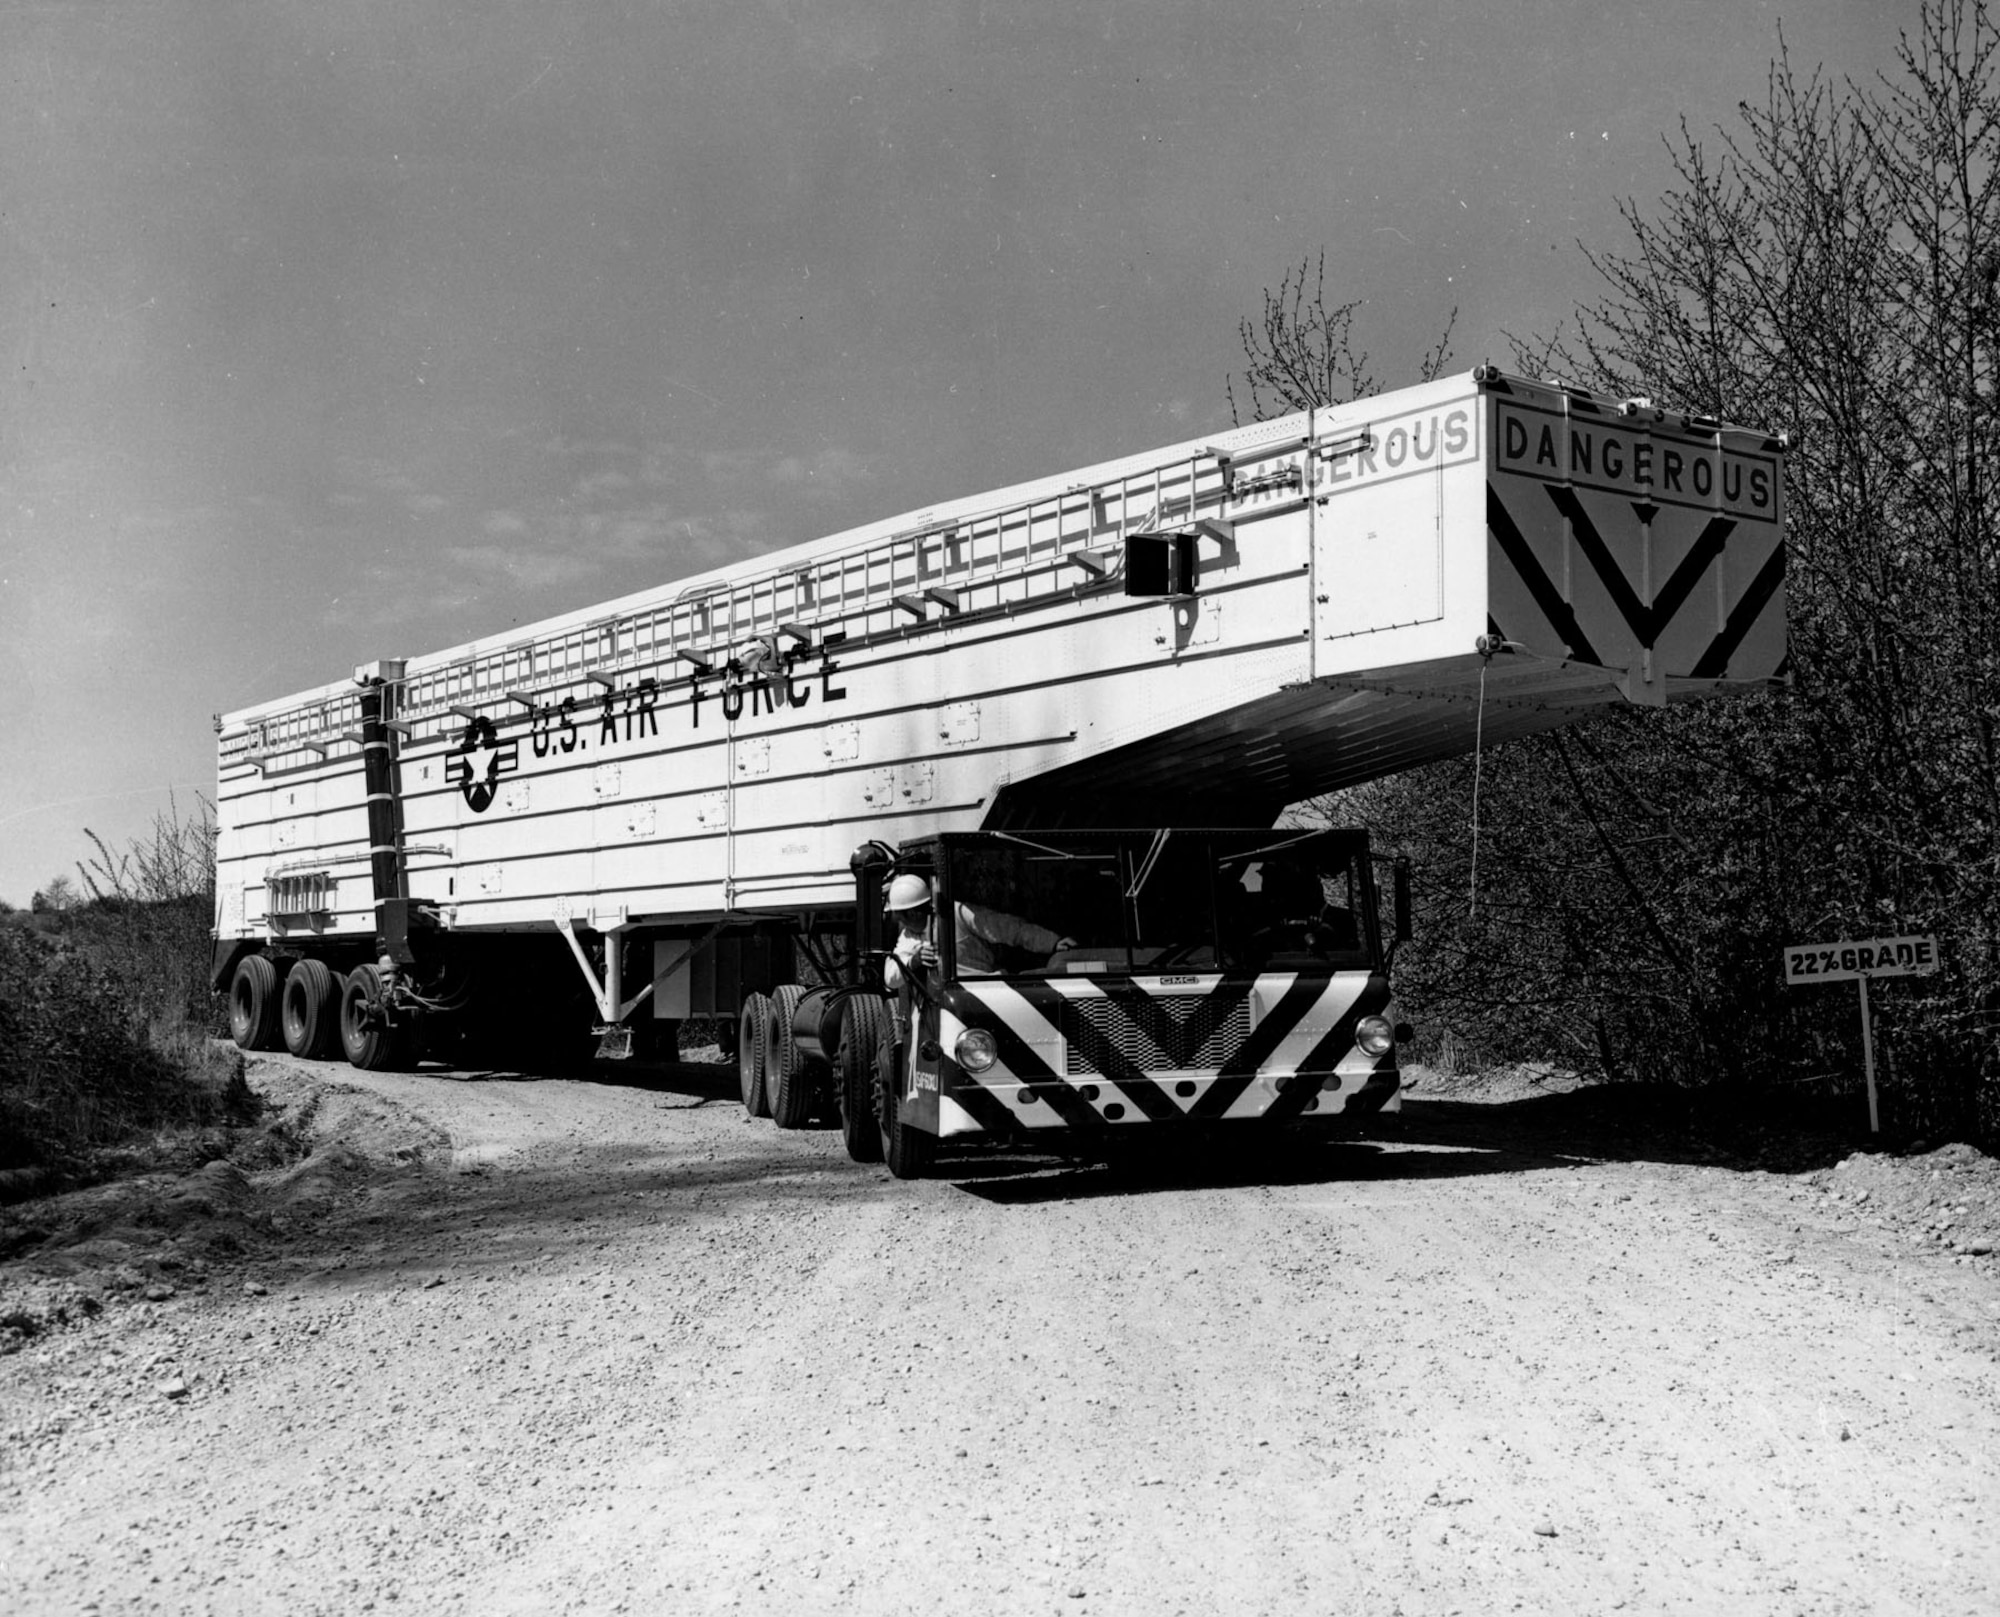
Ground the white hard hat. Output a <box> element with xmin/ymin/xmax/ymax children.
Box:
<box><xmin>884</xmin><ymin>874</ymin><xmax>933</xmax><ymax>912</ymax></box>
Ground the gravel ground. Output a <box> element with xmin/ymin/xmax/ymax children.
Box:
<box><xmin>3</xmin><ymin>1049</ymin><xmax>1998</xmax><ymax>1616</ymax></box>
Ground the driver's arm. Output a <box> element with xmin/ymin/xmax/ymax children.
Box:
<box><xmin>958</xmin><ymin>902</ymin><xmax>1074</xmax><ymax>956</ymax></box>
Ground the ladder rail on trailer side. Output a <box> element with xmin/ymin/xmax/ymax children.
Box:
<box><xmin>212</xmin><ymin>369</ymin><xmax>1787</xmax><ymax>1174</ymax></box>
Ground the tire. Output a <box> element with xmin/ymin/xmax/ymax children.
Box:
<box><xmin>340</xmin><ymin>964</ymin><xmax>418</xmax><ymax>1072</ymax></box>
<box><xmin>228</xmin><ymin>955</ymin><xmax>283</xmax><ymax>1051</ymax></box>
<box><xmin>766</xmin><ymin>984</ymin><xmax>816</xmax><ymax>1130</ymax></box>
<box><xmin>738</xmin><ymin>992</ymin><xmax>771</xmax><ymax>1118</ymax></box>
<box><xmin>878</xmin><ymin>1032</ymin><xmax>936</xmax><ymax>1181</ymax></box>
<box><xmin>280</xmin><ymin>959</ymin><xmax>342</xmax><ymax>1060</ymax></box>
<box><xmin>836</xmin><ymin>995</ymin><xmax>886</xmax><ymax>1164</ymax></box>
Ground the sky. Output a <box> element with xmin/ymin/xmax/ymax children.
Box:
<box><xmin>0</xmin><ymin>0</ymin><xmax>1908</xmax><ymax>907</ymax></box>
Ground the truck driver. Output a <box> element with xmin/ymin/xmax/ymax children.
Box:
<box><xmin>881</xmin><ymin>875</ymin><xmax>1076</xmax><ymax>987</ymax></box>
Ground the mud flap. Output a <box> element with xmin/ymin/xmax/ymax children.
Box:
<box><xmin>899</xmin><ymin>993</ymin><xmax>944</xmax><ymax>1137</ymax></box>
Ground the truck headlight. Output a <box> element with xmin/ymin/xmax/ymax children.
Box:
<box><xmin>1355</xmin><ymin>1015</ymin><xmax>1395</xmax><ymax>1057</ymax></box>
<box><xmin>954</xmin><ymin>1028</ymin><xmax>999</xmax><ymax>1073</ymax></box>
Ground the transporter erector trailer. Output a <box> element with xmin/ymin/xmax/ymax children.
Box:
<box><xmin>214</xmin><ymin>368</ymin><xmax>1787</xmax><ymax>1175</ymax></box>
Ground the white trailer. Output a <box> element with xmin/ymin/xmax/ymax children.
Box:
<box><xmin>213</xmin><ymin>368</ymin><xmax>1786</xmax><ymax>1175</ymax></box>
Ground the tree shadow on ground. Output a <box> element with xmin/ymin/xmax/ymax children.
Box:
<box><xmin>946</xmin><ymin>1082</ymin><xmax>1886</xmax><ymax>1204</ymax></box>
<box><xmin>945</xmin><ymin>1133</ymin><xmax>1587</xmax><ymax>1204</ymax></box>
<box><xmin>1394</xmin><ymin>1083</ymin><xmax>1887</xmax><ymax>1174</ymax></box>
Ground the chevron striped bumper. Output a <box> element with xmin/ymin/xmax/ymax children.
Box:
<box><xmin>925</xmin><ymin>971</ymin><xmax>1399</xmax><ymax>1138</ymax></box>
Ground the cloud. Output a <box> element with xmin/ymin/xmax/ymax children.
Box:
<box><xmin>338</xmin><ymin>457</ymin><xmax>422</xmax><ymax>498</ymax></box>
<box><xmin>695</xmin><ymin>443</ymin><xmax>873</xmax><ymax>502</ymax></box>
<box><xmin>322</xmin><ymin>558</ymin><xmax>480</xmax><ymax>631</ymax></box>
<box><xmin>536</xmin><ymin>435</ymin><xmax>636</xmax><ymax>459</ymax></box>
<box><xmin>572</xmin><ymin>468</ymin><xmax>634</xmax><ymax>501</ymax></box>
<box><xmin>572</xmin><ymin>438</ymin><xmax>874</xmax><ymax>506</ymax></box>
<box><xmin>697</xmin><ymin>447</ymin><xmax>772</xmax><ymax>484</ymax></box>
<box><xmin>446</xmin><ymin>502</ymin><xmax>777</xmax><ymax>588</ymax></box>
<box><xmin>318</xmin><ymin>432</ymin><xmax>858</xmax><ymax>640</ymax></box>
<box><xmin>766</xmin><ymin>447</ymin><xmax>872</xmax><ymax>498</ymax></box>
<box><xmin>444</xmin><ymin>542</ymin><xmax>601</xmax><ymax>593</ymax></box>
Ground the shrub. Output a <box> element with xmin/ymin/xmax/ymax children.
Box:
<box><xmin>74</xmin><ymin>795</ymin><xmax>224</xmax><ymax>1036</ymax></box>
<box><xmin>0</xmin><ymin>797</ymin><xmax>246</xmax><ymax>1196</ymax></box>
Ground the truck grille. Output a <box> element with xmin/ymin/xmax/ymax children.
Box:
<box><xmin>1062</xmin><ymin>995</ymin><xmax>1251</xmax><ymax>1077</ymax></box>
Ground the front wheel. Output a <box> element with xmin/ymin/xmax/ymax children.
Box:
<box><xmin>836</xmin><ymin>995</ymin><xmax>886</xmax><ymax>1164</ymax></box>
<box><xmin>877</xmin><ymin>1036</ymin><xmax>935</xmax><ymax>1181</ymax></box>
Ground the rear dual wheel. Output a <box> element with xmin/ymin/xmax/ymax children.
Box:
<box><xmin>281</xmin><ymin>959</ymin><xmax>343</xmax><ymax>1060</ymax></box>
<box><xmin>228</xmin><ymin>955</ymin><xmax>283</xmax><ymax>1051</ymax></box>
<box><xmin>765</xmin><ymin>984</ymin><xmax>818</xmax><ymax>1130</ymax></box>
<box><xmin>738</xmin><ymin>992</ymin><xmax>772</xmax><ymax>1118</ymax></box>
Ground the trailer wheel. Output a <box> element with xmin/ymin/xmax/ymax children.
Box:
<box><xmin>836</xmin><ymin>995</ymin><xmax>886</xmax><ymax>1164</ymax></box>
<box><xmin>878</xmin><ymin>1036</ymin><xmax>935</xmax><ymax>1181</ymax></box>
<box><xmin>228</xmin><ymin>955</ymin><xmax>283</xmax><ymax>1051</ymax></box>
<box><xmin>340</xmin><ymin>964</ymin><xmax>418</xmax><ymax>1072</ymax></box>
<box><xmin>281</xmin><ymin>958</ymin><xmax>342</xmax><ymax>1060</ymax></box>
<box><xmin>766</xmin><ymin>984</ymin><xmax>816</xmax><ymax>1130</ymax></box>
<box><xmin>737</xmin><ymin>992</ymin><xmax>771</xmax><ymax>1118</ymax></box>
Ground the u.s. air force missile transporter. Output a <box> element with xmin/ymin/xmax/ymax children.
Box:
<box><xmin>214</xmin><ymin>368</ymin><xmax>1787</xmax><ymax>1176</ymax></box>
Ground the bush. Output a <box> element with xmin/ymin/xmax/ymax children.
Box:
<box><xmin>74</xmin><ymin>795</ymin><xmax>225</xmax><ymax>1036</ymax></box>
<box><xmin>0</xmin><ymin>796</ymin><xmax>247</xmax><ymax>1197</ymax></box>
<box><xmin>55</xmin><ymin>894</ymin><xmax>225</xmax><ymax>1038</ymax></box>
<box><xmin>0</xmin><ymin>927</ymin><xmax>249</xmax><ymax>1186</ymax></box>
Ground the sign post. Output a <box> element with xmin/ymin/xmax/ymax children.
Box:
<box><xmin>1782</xmin><ymin>936</ymin><xmax>1939</xmax><ymax>1134</ymax></box>
<box><xmin>1857</xmin><ymin>975</ymin><xmax>1877</xmax><ymax>1135</ymax></box>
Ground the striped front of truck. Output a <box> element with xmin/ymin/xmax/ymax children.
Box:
<box><xmin>928</xmin><ymin>971</ymin><xmax>1398</xmax><ymax>1137</ymax></box>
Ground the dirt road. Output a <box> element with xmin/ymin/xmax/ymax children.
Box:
<box><xmin>5</xmin><ymin>1053</ymin><xmax>1999</xmax><ymax>1616</ymax></box>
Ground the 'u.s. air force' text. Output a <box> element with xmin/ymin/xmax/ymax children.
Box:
<box><xmin>524</xmin><ymin>634</ymin><xmax>848</xmax><ymax>757</ymax></box>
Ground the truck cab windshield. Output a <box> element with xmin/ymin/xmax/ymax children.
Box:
<box><xmin>934</xmin><ymin>829</ymin><xmax>1378</xmax><ymax>978</ymax></box>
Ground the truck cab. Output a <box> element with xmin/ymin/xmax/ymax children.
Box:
<box><xmin>860</xmin><ymin>828</ymin><xmax>1408</xmax><ymax>1176</ymax></box>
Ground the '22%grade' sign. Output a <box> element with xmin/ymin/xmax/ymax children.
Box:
<box><xmin>1782</xmin><ymin>934</ymin><xmax>1940</xmax><ymax>1134</ymax></box>
<box><xmin>1784</xmin><ymin>935</ymin><xmax>1939</xmax><ymax>984</ymax></box>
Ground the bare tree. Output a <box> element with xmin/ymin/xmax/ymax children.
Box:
<box><xmin>77</xmin><ymin>792</ymin><xmax>217</xmax><ymax>906</ymax></box>
<box><xmin>1324</xmin><ymin>0</ymin><xmax>2000</xmax><ymax>1136</ymax></box>
<box><xmin>1228</xmin><ymin>250</ymin><xmax>1456</xmax><ymax>422</ymax></box>
<box><xmin>31</xmin><ymin>876</ymin><xmax>79</xmax><ymax>915</ymax></box>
